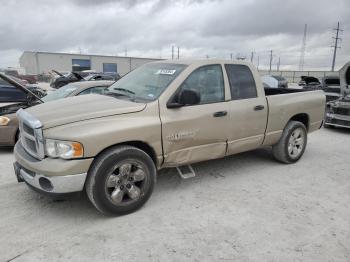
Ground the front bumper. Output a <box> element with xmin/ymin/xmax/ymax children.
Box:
<box><xmin>14</xmin><ymin>162</ymin><xmax>87</xmax><ymax>194</ymax></box>
<box><xmin>325</xmin><ymin>113</ymin><xmax>350</xmax><ymax>128</ymax></box>
<box><xmin>14</xmin><ymin>142</ymin><xmax>93</xmax><ymax>194</ymax></box>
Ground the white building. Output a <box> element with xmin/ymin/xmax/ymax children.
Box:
<box><xmin>19</xmin><ymin>51</ymin><xmax>162</xmax><ymax>75</ymax></box>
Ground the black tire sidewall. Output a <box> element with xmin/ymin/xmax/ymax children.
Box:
<box><xmin>90</xmin><ymin>147</ymin><xmax>156</xmax><ymax>215</ymax></box>
<box><xmin>283</xmin><ymin>122</ymin><xmax>307</xmax><ymax>163</ymax></box>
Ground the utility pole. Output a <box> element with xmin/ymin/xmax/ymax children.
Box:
<box><xmin>277</xmin><ymin>57</ymin><xmax>281</xmax><ymax>71</ymax></box>
<box><xmin>269</xmin><ymin>50</ymin><xmax>273</xmax><ymax>73</ymax></box>
<box><xmin>250</xmin><ymin>51</ymin><xmax>254</xmax><ymax>63</ymax></box>
<box><xmin>331</xmin><ymin>22</ymin><xmax>343</xmax><ymax>71</ymax></box>
<box><xmin>230</xmin><ymin>53</ymin><xmax>233</xmax><ymax>60</ymax></box>
<box><xmin>299</xmin><ymin>24</ymin><xmax>307</xmax><ymax>71</ymax></box>
<box><xmin>177</xmin><ymin>46</ymin><xmax>180</xmax><ymax>60</ymax></box>
<box><xmin>171</xmin><ymin>46</ymin><xmax>174</xmax><ymax>60</ymax></box>
<box><xmin>257</xmin><ymin>56</ymin><xmax>260</xmax><ymax>70</ymax></box>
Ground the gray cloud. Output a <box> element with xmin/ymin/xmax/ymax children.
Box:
<box><xmin>0</xmin><ymin>0</ymin><xmax>349</xmax><ymax>70</ymax></box>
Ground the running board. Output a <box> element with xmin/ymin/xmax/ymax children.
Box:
<box><xmin>176</xmin><ymin>165</ymin><xmax>196</xmax><ymax>179</ymax></box>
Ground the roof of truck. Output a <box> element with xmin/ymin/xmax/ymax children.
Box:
<box><xmin>151</xmin><ymin>59</ymin><xmax>252</xmax><ymax>66</ymax></box>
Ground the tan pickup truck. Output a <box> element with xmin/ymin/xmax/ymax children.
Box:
<box><xmin>13</xmin><ymin>60</ymin><xmax>325</xmax><ymax>215</ymax></box>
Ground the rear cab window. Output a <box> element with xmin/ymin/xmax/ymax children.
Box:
<box><xmin>224</xmin><ymin>64</ymin><xmax>257</xmax><ymax>100</ymax></box>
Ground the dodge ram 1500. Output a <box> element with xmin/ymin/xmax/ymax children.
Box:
<box><xmin>13</xmin><ymin>60</ymin><xmax>325</xmax><ymax>215</ymax></box>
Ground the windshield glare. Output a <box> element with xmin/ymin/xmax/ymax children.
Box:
<box><xmin>42</xmin><ymin>84</ymin><xmax>78</xmax><ymax>102</ymax></box>
<box><xmin>107</xmin><ymin>63</ymin><xmax>187</xmax><ymax>101</ymax></box>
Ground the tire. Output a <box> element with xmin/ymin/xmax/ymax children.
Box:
<box><xmin>272</xmin><ymin>121</ymin><xmax>307</xmax><ymax>164</ymax></box>
<box><xmin>85</xmin><ymin>145</ymin><xmax>156</xmax><ymax>215</ymax></box>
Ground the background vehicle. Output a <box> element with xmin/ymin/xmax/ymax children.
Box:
<box><xmin>299</xmin><ymin>76</ymin><xmax>321</xmax><ymax>89</ymax></box>
<box><xmin>42</xmin><ymin>81</ymin><xmax>113</xmax><ymax>102</ymax></box>
<box><xmin>262</xmin><ymin>75</ymin><xmax>288</xmax><ymax>88</ymax></box>
<box><xmin>0</xmin><ymin>75</ymin><xmax>45</xmax><ymax>102</ymax></box>
<box><xmin>50</xmin><ymin>70</ymin><xmax>84</xmax><ymax>89</ymax></box>
<box><xmin>321</xmin><ymin>76</ymin><xmax>341</xmax><ymax>102</ymax></box>
<box><xmin>0</xmin><ymin>73</ymin><xmax>42</xmax><ymax>146</ymax></box>
<box><xmin>0</xmin><ymin>74</ymin><xmax>112</xmax><ymax>146</ymax></box>
<box><xmin>50</xmin><ymin>70</ymin><xmax>120</xmax><ymax>89</ymax></box>
<box><xmin>325</xmin><ymin>62</ymin><xmax>350</xmax><ymax>128</ymax></box>
<box><xmin>13</xmin><ymin>60</ymin><xmax>325</xmax><ymax>215</ymax></box>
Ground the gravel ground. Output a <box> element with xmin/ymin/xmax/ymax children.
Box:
<box><xmin>0</xmin><ymin>127</ymin><xmax>349</xmax><ymax>262</ymax></box>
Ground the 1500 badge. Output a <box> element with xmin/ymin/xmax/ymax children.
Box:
<box><xmin>166</xmin><ymin>130</ymin><xmax>197</xmax><ymax>141</ymax></box>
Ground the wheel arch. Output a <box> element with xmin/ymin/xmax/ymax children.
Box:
<box><xmin>93</xmin><ymin>140</ymin><xmax>159</xmax><ymax>167</ymax></box>
<box><xmin>289</xmin><ymin>113</ymin><xmax>310</xmax><ymax>131</ymax></box>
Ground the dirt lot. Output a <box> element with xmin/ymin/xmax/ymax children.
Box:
<box><xmin>0</xmin><ymin>128</ymin><xmax>349</xmax><ymax>262</ymax></box>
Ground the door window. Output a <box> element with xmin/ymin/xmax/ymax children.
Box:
<box><xmin>179</xmin><ymin>65</ymin><xmax>225</xmax><ymax>104</ymax></box>
<box><xmin>225</xmin><ymin>64</ymin><xmax>257</xmax><ymax>100</ymax></box>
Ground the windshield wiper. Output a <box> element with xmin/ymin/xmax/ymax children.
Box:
<box><xmin>105</xmin><ymin>91</ymin><xmax>136</xmax><ymax>102</ymax></box>
<box><xmin>112</xmin><ymin>88</ymin><xmax>135</xmax><ymax>95</ymax></box>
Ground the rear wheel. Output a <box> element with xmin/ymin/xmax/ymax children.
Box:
<box><xmin>272</xmin><ymin>121</ymin><xmax>307</xmax><ymax>164</ymax></box>
<box><xmin>86</xmin><ymin>146</ymin><xmax>156</xmax><ymax>215</ymax></box>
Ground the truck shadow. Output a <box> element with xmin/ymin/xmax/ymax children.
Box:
<box><xmin>13</xmin><ymin>147</ymin><xmax>276</xmax><ymax>219</ymax></box>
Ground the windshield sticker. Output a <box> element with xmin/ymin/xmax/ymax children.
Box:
<box><xmin>155</xmin><ymin>69</ymin><xmax>176</xmax><ymax>75</ymax></box>
<box><xmin>147</xmin><ymin>94</ymin><xmax>155</xmax><ymax>98</ymax></box>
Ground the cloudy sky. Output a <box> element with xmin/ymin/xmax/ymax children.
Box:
<box><xmin>0</xmin><ymin>0</ymin><xmax>349</xmax><ymax>70</ymax></box>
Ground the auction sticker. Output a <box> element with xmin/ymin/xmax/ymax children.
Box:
<box><xmin>155</xmin><ymin>69</ymin><xmax>176</xmax><ymax>75</ymax></box>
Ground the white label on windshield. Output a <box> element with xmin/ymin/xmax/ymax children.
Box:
<box><xmin>155</xmin><ymin>69</ymin><xmax>176</xmax><ymax>75</ymax></box>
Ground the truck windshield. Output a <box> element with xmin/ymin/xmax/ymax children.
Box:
<box><xmin>107</xmin><ymin>63</ymin><xmax>187</xmax><ymax>101</ymax></box>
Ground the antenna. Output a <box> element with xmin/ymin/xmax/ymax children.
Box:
<box><xmin>299</xmin><ymin>24</ymin><xmax>307</xmax><ymax>71</ymax></box>
<box><xmin>269</xmin><ymin>50</ymin><xmax>273</xmax><ymax>73</ymax></box>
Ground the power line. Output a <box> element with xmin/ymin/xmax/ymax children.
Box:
<box><xmin>299</xmin><ymin>24</ymin><xmax>307</xmax><ymax>71</ymax></box>
<box><xmin>269</xmin><ymin>50</ymin><xmax>273</xmax><ymax>73</ymax></box>
<box><xmin>331</xmin><ymin>21</ymin><xmax>343</xmax><ymax>71</ymax></box>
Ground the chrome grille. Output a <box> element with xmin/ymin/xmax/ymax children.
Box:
<box><xmin>17</xmin><ymin>109</ymin><xmax>45</xmax><ymax>160</ymax></box>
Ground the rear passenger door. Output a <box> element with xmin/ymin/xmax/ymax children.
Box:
<box><xmin>224</xmin><ymin>64</ymin><xmax>268</xmax><ymax>155</ymax></box>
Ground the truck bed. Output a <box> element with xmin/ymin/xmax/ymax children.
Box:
<box><xmin>262</xmin><ymin>89</ymin><xmax>325</xmax><ymax>146</ymax></box>
<box><xmin>264</xmin><ymin>87</ymin><xmax>306</xmax><ymax>96</ymax></box>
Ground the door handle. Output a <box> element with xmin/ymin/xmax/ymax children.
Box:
<box><xmin>213</xmin><ymin>111</ymin><xmax>228</xmax><ymax>117</ymax></box>
<box><xmin>254</xmin><ymin>105</ymin><xmax>265</xmax><ymax>111</ymax></box>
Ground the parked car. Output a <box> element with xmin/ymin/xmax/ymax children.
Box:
<box><xmin>321</xmin><ymin>76</ymin><xmax>341</xmax><ymax>102</ymax></box>
<box><xmin>42</xmin><ymin>80</ymin><xmax>113</xmax><ymax>102</ymax></box>
<box><xmin>0</xmin><ymin>75</ymin><xmax>45</xmax><ymax>102</ymax></box>
<box><xmin>261</xmin><ymin>75</ymin><xmax>288</xmax><ymax>88</ymax></box>
<box><xmin>50</xmin><ymin>70</ymin><xmax>121</xmax><ymax>89</ymax></box>
<box><xmin>84</xmin><ymin>72</ymin><xmax>121</xmax><ymax>82</ymax></box>
<box><xmin>13</xmin><ymin>60</ymin><xmax>325</xmax><ymax>215</ymax></box>
<box><xmin>299</xmin><ymin>76</ymin><xmax>321</xmax><ymax>89</ymax></box>
<box><xmin>0</xmin><ymin>73</ymin><xmax>43</xmax><ymax>146</ymax></box>
<box><xmin>0</xmin><ymin>74</ymin><xmax>113</xmax><ymax>146</ymax></box>
<box><xmin>50</xmin><ymin>70</ymin><xmax>84</xmax><ymax>89</ymax></box>
<box><xmin>325</xmin><ymin>62</ymin><xmax>350</xmax><ymax>128</ymax></box>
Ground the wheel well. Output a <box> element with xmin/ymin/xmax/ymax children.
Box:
<box><xmin>290</xmin><ymin>113</ymin><xmax>309</xmax><ymax>130</ymax></box>
<box><xmin>96</xmin><ymin>141</ymin><xmax>158</xmax><ymax>166</ymax></box>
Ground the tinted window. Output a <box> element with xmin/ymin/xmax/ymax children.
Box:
<box><xmin>225</xmin><ymin>64</ymin><xmax>257</xmax><ymax>100</ymax></box>
<box><xmin>179</xmin><ymin>65</ymin><xmax>224</xmax><ymax>104</ymax></box>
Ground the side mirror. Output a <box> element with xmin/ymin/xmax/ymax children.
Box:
<box><xmin>167</xmin><ymin>89</ymin><xmax>201</xmax><ymax>108</ymax></box>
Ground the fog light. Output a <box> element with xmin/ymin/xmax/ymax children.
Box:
<box><xmin>39</xmin><ymin>177</ymin><xmax>53</xmax><ymax>191</ymax></box>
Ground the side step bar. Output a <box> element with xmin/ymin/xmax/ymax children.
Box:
<box><xmin>176</xmin><ymin>165</ymin><xmax>196</xmax><ymax>179</ymax></box>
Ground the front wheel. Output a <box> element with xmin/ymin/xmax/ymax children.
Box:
<box><xmin>86</xmin><ymin>146</ymin><xmax>156</xmax><ymax>215</ymax></box>
<box><xmin>272</xmin><ymin>121</ymin><xmax>307</xmax><ymax>164</ymax></box>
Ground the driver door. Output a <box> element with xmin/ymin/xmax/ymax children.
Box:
<box><xmin>160</xmin><ymin>64</ymin><xmax>230</xmax><ymax>167</ymax></box>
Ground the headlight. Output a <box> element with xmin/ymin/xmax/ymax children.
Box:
<box><xmin>45</xmin><ymin>139</ymin><xmax>83</xmax><ymax>159</ymax></box>
<box><xmin>0</xmin><ymin>116</ymin><xmax>10</xmax><ymax>126</ymax></box>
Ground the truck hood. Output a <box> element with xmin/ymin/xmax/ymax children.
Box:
<box><xmin>26</xmin><ymin>94</ymin><xmax>146</xmax><ymax>129</ymax></box>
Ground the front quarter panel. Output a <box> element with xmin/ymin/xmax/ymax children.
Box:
<box><xmin>43</xmin><ymin>102</ymin><xmax>162</xmax><ymax>164</ymax></box>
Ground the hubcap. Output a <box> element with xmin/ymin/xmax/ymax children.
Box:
<box><xmin>105</xmin><ymin>161</ymin><xmax>147</xmax><ymax>205</ymax></box>
<box><xmin>288</xmin><ymin>128</ymin><xmax>305</xmax><ymax>159</ymax></box>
